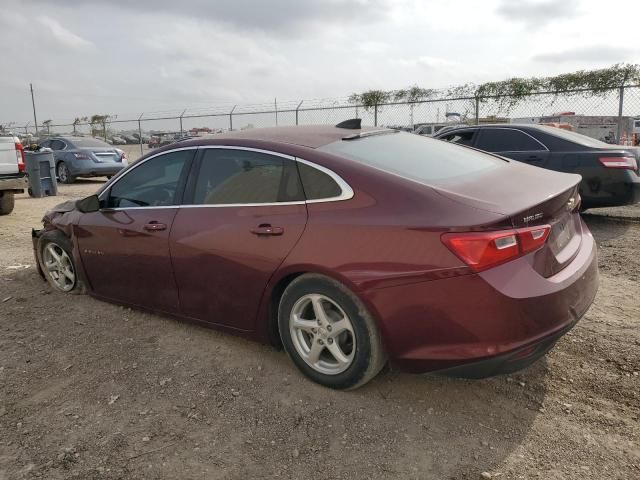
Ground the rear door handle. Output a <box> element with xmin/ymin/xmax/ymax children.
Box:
<box><xmin>143</xmin><ymin>222</ymin><xmax>167</xmax><ymax>232</ymax></box>
<box><xmin>251</xmin><ymin>224</ymin><xmax>284</xmax><ymax>236</ymax></box>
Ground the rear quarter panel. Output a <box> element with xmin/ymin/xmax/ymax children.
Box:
<box><xmin>258</xmin><ymin>148</ymin><xmax>508</xmax><ymax>341</ymax></box>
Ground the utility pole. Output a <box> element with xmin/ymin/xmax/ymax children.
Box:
<box><xmin>30</xmin><ymin>83</ymin><xmax>38</xmax><ymax>135</ymax></box>
<box><xmin>274</xmin><ymin>97</ymin><xmax>278</xmax><ymax>126</ymax></box>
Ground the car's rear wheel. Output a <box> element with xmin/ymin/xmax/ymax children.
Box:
<box><xmin>57</xmin><ymin>162</ymin><xmax>75</xmax><ymax>184</ymax></box>
<box><xmin>0</xmin><ymin>192</ymin><xmax>15</xmax><ymax>215</ymax></box>
<box><xmin>38</xmin><ymin>230</ymin><xmax>85</xmax><ymax>294</ymax></box>
<box><xmin>278</xmin><ymin>274</ymin><xmax>386</xmax><ymax>390</ymax></box>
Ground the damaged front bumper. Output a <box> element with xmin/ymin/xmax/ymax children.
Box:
<box><xmin>32</xmin><ymin>228</ymin><xmax>45</xmax><ymax>280</ymax></box>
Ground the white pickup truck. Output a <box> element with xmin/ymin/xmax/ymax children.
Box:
<box><xmin>0</xmin><ymin>135</ymin><xmax>28</xmax><ymax>215</ymax></box>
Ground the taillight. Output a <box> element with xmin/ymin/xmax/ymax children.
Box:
<box><xmin>441</xmin><ymin>225</ymin><xmax>551</xmax><ymax>272</ymax></box>
<box><xmin>72</xmin><ymin>152</ymin><xmax>91</xmax><ymax>160</ymax></box>
<box><xmin>599</xmin><ymin>156</ymin><xmax>637</xmax><ymax>170</ymax></box>
<box><xmin>15</xmin><ymin>142</ymin><xmax>25</xmax><ymax>172</ymax></box>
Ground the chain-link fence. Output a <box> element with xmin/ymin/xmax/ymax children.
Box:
<box><xmin>3</xmin><ymin>85</ymin><xmax>640</xmax><ymax>159</ymax></box>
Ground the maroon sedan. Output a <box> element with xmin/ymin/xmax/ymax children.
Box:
<box><xmin>32</xmin><ymin>121</ymin><xmax>598</xmax><ymax>389</ymax></box>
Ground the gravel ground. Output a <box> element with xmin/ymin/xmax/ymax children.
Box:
<box><xmin>0</xmin><ymin>181</ymin><xmax>638</xmax><ymax>480</ymax></box>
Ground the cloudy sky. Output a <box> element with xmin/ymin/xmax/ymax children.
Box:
<box><xmin>1</xmin><ymin>0</ymin><xmax>637</xmax><ymax>125</ymax></box>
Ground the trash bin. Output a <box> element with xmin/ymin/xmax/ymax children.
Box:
<box><xmin>25</xmin><ymin>151</ymin><xmax>57</xmax><ymax>198</ymax></box>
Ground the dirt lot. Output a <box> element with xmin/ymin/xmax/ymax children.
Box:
<box><xmin>0</xmin><ymin>181</ymin><xmax>638</xmax><ymax>480</ymax></box>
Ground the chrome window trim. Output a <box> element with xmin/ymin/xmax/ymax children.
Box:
<box><xmin>295</xmin><ymin>157</ymin><xmax>354</xmax><ymax>203</ymax></box>
<box><xmin>476</xmin><ymin>127</ymin><xmax>549</xmax><ymax>152</ymax></box>
<box><xmin>98</xmin><ymin>145</ymin><xmax>354</xmax><ymax>210</ymax></box>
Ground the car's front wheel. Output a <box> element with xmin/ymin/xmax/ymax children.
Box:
<box><xmin>57</xmin><ymin>162</ymin><xmax>75</xmax><ymax>184</ymax></box>
<box><xmin>278</xmin><ymin>274</ymin><xmax>386</xmax><ymax>390</ymax></box>
<box><xmin>38</xmin><ymin>230</ymin><xmax>85</xmax><ymax>294</ymax></box>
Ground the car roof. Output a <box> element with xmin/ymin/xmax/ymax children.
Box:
<box><xmin>190</xmin><ymin>125</ymin><xmax>383</xmax><ymax>149</ymax></box>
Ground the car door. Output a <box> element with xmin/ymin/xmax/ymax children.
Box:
<box><xmin>169</xmin><ymin>147</ymin><xmax>308</xmax><ymax>331</ymax></box>
<box><xmin>474</xmin><ymin>128</ymin><xmax>550</xmax><ymax>166</ymax></box>
<box><xmin>75</xmin><ymin>148</ymin><xmax>195</xmax><ymax>312</ymax></box>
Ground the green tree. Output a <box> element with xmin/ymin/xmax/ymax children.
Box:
<box><xmin>89</xmin><ymin>114</ymin><xmax>110</xmax><ymax>139</ymax></box>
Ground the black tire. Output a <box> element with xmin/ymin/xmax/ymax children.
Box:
<box><xmin>56</xmin><ymin>162</ymin><xmax>75</xmax><ymax>184</ymax></box>
<box><xmin>278</xmin><ymin>274</ymin><xmax>386</xmax><ymax>390</ymax></box>
<box><xmin>0</xmin><ymin>192</ymin><xmax>15</xmax><ymax>215</ymax></box>
<box><xmin>37</xmin><ymin>230</ymin><xmax>86</xmax><ymax>294</ymax></box>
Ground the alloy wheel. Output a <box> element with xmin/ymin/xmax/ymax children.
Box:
<box><xmin>43</xmin><ymin>242</ymin><xmax>76</xmax><ymax>292</ymax></box>
<box><xmin>289</xmin><ymin>294</ymin><xmax>356</xmax><ymax>375</ymax></box>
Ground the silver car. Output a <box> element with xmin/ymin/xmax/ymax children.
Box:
<box><xmin>40</xmin><ymin>136</ymin><xmax>128</xmax><ymax>184</ymax></box>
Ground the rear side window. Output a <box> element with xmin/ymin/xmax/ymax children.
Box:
<box><xmin>50</xmin><ymin>140</ymin><xmax>66</xmax><ymax>151</ymax></box>
<box><xmin>192</xmin><ymin>149</ymin><xmax>304</xmax><ymax>205</ymax></box>
<box><xmin>319</xmin><ymin>131</ymin><xmax>502</xmax><ymax>185</ymax></box>
<box><xmin>105</xmin><ymin>150</ymin><xmax>191</xmax><ymax>208</ymax></box>
<box><xmin>298</xmin><ymin>163</ymin><xmax>342</xmax><ymax>200</ymax></box>
<box><xmin>475</xmin><ymin>129</ymin><xmax>545</xmax><ymax>152</ymax></box>
<box><xmin>439</xmin><ymin>130</ymin><xmax>476</xmax><ymax>146</ymax></box>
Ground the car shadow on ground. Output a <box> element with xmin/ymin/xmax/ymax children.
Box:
<box><xmin>582</xmin><ymin>214</ymin><xmax>632</xmax><ymax>243</ymax></box>
<box><xmin>1</xmin><ymin>269</ymin><xmax>549</xmax><ymax>478</ymax></box>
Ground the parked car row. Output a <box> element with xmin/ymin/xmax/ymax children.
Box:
<box><xmin>110</xmin><ymin>133</ymin><xmax>150</xmax><ymax>145</ymax></box>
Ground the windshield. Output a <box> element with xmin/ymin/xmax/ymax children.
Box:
<box><xmin>69</xmin><ymin>137</ymin><xmax>111</xmax><ymax>148</ymax></box>
<box><xmin>319</xmin><ymin>131</ymin><xmax>503</xmax><ymax>185</ymax></box>
<box><xmin>536</xmin><ymin>126</ymin><xmax>614</xmax><ymax>147</ymax></box>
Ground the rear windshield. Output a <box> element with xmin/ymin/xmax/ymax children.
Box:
<box><xmin>319</xmin><ymin>131</ymin><xmax>502</xmax><ymax>184</ymax></box>
<box><xmin>535</xmin><ymin>126</ymin><xmax>612</xmax><ymax>147</ymax></box>
<box><xmin>69</xmin><ymin>137</ymin><xmax>110</xmax><ymax>148</ymax></box>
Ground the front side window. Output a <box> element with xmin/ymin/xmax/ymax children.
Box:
<box><xmin>105</xmin><ymin>150</ymin><xmax>192</xmax><ymax>208</ymax></box>
<box><xmin>475</xmin><ymin>129</ymin><xmax>545</xmax><ymax>152</ymax></box>
<box><xmin>192</xmin><ymin>149</ymin><xmax>304</xmax><ymax>205</ymax></box>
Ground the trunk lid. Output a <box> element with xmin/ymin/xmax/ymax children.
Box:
<box><xmin>79</xmin><ymin>147</ymin><xmax>121</xmax><ymax>163</ymax></box>
<box><xmin>433</xmin><ymin>159</ymin><xmax>583</xmax><ymax>277</ymax></box>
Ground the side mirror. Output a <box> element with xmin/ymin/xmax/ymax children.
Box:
<box><xmin>76</xmin><ymin>194</ymin><xmax>100</xmax><ymax>213</ymax></box>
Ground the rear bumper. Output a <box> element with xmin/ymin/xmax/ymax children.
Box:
<box><xmin>581</xmin><ymin>170</ymin><xmax>640</xmax><ymax>208</ymax></box>
<box><xmin>436</xmin><ymin>318</ymin><xmax>576</xmax><ymax>378</ymax></box>
<box><xmin>365</xmin><ymin>219</ymin><xmax>598</xmax><ymax>374</ymax></box>
<box><xmin>67</xmin><ymin>160</ymin><xmax>125</xmax><ymax>177</ymax></box>
<box><xmin>0</xmin><ymin>173</ymin><xmax>28</xmax><ymax>192</ymax></box>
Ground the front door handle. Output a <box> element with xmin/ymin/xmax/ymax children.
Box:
<box><xmin>251</xmin><ymin>224</ymin><xmax>284</xmax><ymax>236</ymax></box>
<box><xmin>143</xmin><ymin>222</ymin><xmax>167</xmax><ymax>232</ymax></box>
